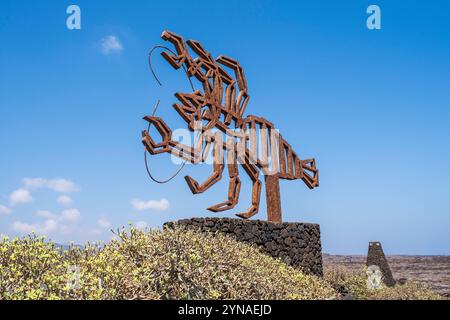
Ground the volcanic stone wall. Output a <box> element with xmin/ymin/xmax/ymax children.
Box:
<box><xmin>164</xmin><ymin>217</ymin><xmax>323</xmax><ymax>277</ymax></box>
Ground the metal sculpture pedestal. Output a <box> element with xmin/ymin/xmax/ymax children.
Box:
<box><xmin>265</xmin><ymin>175</ymin><xmax>282</xmax><ymax>223</ymax></box>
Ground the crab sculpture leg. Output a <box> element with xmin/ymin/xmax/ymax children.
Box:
<box><xmin>216</xmin><ymin>55</ymin><xmax>250</xmax><ymax>119</ymax></box>
<box><xmin>184</xmin><ymin>132</ymin><xmax>224</xmax><ymax>195</ymax></box>
<box><xmin>207</xmin><ymin>138</ymin><xmax>241</xmax><ymax>213</ymax></box>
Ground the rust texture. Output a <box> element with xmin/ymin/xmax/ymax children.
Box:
<box><xmin>265</xmin><ymin>175</ymin><xmax>282</xmax><ymax>223</ymax></box>
<box><xmin>142</xmin><ymin>30</ymin><xmax>319</xmax><ymax>223</ymax></box>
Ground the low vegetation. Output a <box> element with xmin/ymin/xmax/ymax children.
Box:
<box><xmin>0</xmin><ymin>227</ymin><xmax>441</xmax><ymax>300</ymax></box>
<box><xmin>324</xmin><ymin>265</ymin><xmax>442</xmax><ymax>300</ymax></box>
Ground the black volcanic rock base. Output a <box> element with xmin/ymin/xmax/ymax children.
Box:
<box><xmin>164</xmin><ymin>218</ymin><xmax>323</xmax><ymax>277</ymax></box>
<box><xmin>366</xmin><ymin>242</ymin><xmax>396</xmax><ymax>287</ymax></box>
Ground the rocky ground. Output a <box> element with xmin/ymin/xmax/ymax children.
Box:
<box><xmin>323</xmin><ymin>254</ymin><xmax>450</xmax><ymax>297</ymax></box>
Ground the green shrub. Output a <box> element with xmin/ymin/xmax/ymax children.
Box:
<box><xmin>324</xmin><ymin>266</ymin><xmax>442</xmax><ymax>300</ymax></box>
<box><xmin>1</xmin><ymin>230</ymin><xmax>442</xmax><ymax>300</ymax></box>
<box><xmin>0</xmin><ymin>228</ymin><xmax>335</xmax><ymax>300</ymax></box>
<box><xmin>0</xmin><ymin>235</ymin><xmax>68</xmax><ymax>299</ymax></box>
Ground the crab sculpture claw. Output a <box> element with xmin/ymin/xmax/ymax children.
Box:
<box><xmin>142</xmin><ymin>116</ymin><xmax>172</xmax><ymax>155</ymax></box>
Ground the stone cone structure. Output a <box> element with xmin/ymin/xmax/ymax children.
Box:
<box><xmin>366</xmin><ymin>241</ymin><xmax>396</xmax><ymax>287</ymax></box>
<box><xmin>164</xmin><ymin>218</ymin><xmax>323</xmax><ymax>277</ymax></box>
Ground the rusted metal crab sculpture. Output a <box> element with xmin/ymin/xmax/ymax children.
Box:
<box><xmin>142</xmin><ymin>31</ymin><xmax>319</xmax><ymax>223</ymax></box>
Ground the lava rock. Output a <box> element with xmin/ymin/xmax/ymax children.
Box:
<box><xmin>164</xmin><ymin>218</ymin><xmax>323</xmax><ymax>277</ymax></box>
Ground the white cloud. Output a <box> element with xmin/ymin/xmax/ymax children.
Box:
<box><xmin>88</xmin><ymin>228</ymin><xmax>102</xmax><ymax>236</ymax></box>
<box><xmin>11</xmin><ymin>219</ymin><xmax>58</xmax><ymax>235</ymax></box>
<box><xmin>57</xmin><ymin>195</ymin><xmax>73</xmax><ymax>205</ymax></box>
<box><xmin>131</xmin><ymin>198</ymin><xmax>169</xmax><ymax>211</ymax></box>
<box><xmin>11</xmin><ymin>207</ymin><xmax>81</xmax><ymax>236</ymax></box>
<box><xmin>135</xmin><ymin>221</ymin><xmax>148</xmax><ymax>230</ymax></box>
<box><xmin>47</xmin><ymin>179</ymin><xmax>79</xmax><ymax>193</ymax></box>
<box><xmin>9</xmin><ymin>189</ymin><xmax>33</xmax><ymax>206</ymax></box>
<box><xmin>0</xmin><ymin>205</ymin><xmax>11</xmax><ymax>215</ymax></box>
<box><xmin>100</xmin><ymin>35</ymin><xmax>123</xmax><ymax>55</ymax></box>
<box><xmin>98</xmin><ymin>218</ymin><xmax>112</xmax><ymax>229</ymax></box>
<box><xmin>61</xmin><ymin>209</ymin><xmax>81</xmax><ymax>222</ymax></box>
<box><xmin>43</xmin><ymin>219</ymin><xmax>58</xmax><ymax>233</ymax></box>
<box><xmin>22</xmin><ymin>178</ymin><xmax>79</xmax><ymax>193</ymax></box>
<box><xmin>11</xmin><ymin>221</ymin><xmax>36</xmax><ymax>234</ymax></box>
<box><xmin>22</xmin><ymin>178</ymin><xmax>47</xmax><ymax>189</ymax></box>
<box><xmin>36</xmin><ymin>209</ymin><xmax>81</xmax><ymax>223</ymax></box>
<box><xmin>36</xmin><ymin>210</ymin><xmax>57</xmax><ymax>219</ymax></box>
<box><xmin>59</xmin><ymin>224</ymin><xmax>73</xmax><ymax>235</ymax></box>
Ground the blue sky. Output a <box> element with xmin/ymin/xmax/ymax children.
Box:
<box><xmin>0</xmin><ymin>0</ymin><xmax>449</xmax><ymax>254</ymax></box>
